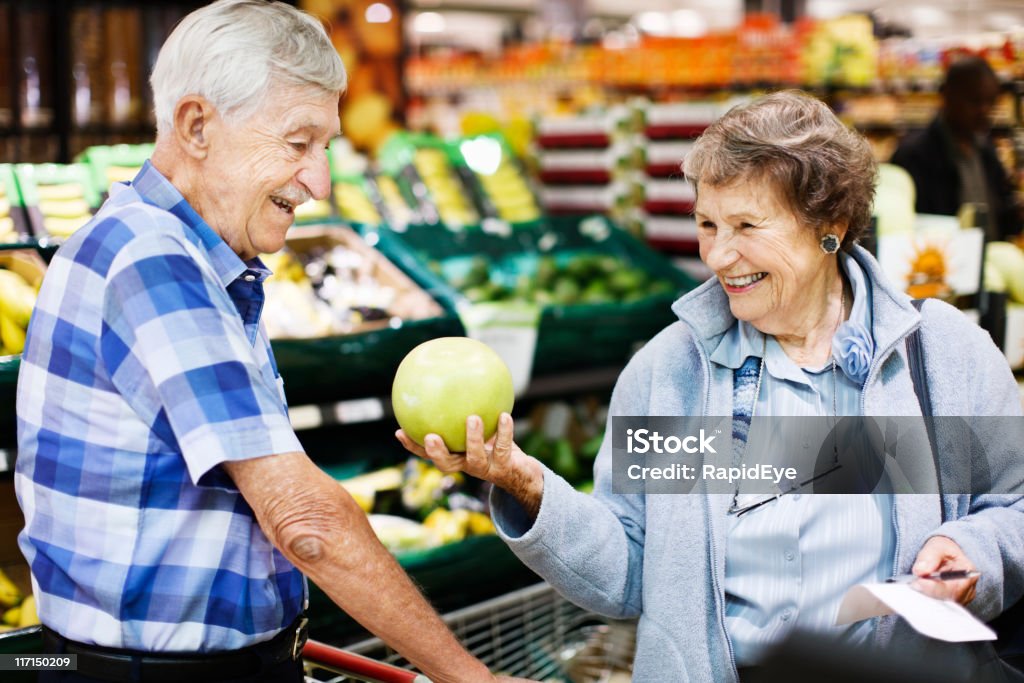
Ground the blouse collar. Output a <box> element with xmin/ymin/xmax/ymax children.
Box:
<box><xmin>709</xmin><ymin>252</ymin><xmax>876</xmax><ymax>385</ymax></box>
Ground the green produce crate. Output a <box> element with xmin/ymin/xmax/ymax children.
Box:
<box><xmin>0</xmin><ymin>627</ymin><xmax>42</xmax><ymax>683</ymax></box>
<box><xmin>77</xmin><ymin>143</ymin><xmax>154</xmax><ymax>195</ymax></box>
<box><xmin>0</xmin><ymin>356</ymin><xmax>16</xmax><ymax>448</ymax></box>
<box><xmin>271</xmin><ymin>315</ymin><xmax>462</xmax><ymax>406</ymax></box>
<box><xmin>365</xmin><ymin>215</ymin><xmax>699</xmax><ymax>375</ymax></box>
<box><xmin>1</xmin><ymin>164</ymin><xmax>34</xmax><ymax>243</ymax></box>
<box><xmin>14</xmin><ymin>163</ymin><xmax>101</xmax><ymax>243</ymax></box>
<box><xmin>267</xmin><ymin>224</ymin><xmax>464</xmax><ymax>406</ymax></box>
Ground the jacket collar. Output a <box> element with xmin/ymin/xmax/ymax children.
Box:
<box><xmin>671</xmin><ymin>245</ymin><xmax>921</xmax><ymax>372</ymax></box>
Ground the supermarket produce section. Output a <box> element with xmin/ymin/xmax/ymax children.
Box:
<box><xmin>0</xmin><ymin>132</ymin><xmax>700</xmax><ymax>669</ymax></box>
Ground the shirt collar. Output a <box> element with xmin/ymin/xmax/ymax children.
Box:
<box><xmin>122</xmin><ymin>161</ymin><xmax>271</xmax><ymax>287</ymax></box>
<box><xmin>709</xmin><ymin>252</ymin><xmax>874</xmax><ymax>385</ymax></box>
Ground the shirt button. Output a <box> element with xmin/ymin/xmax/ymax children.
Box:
<box><xmin>244</xmin><ymin>274</ymin><xmax>256</xmax><ymax>282</ymax></box>
<box><xmin>785</xmin><ymin>551</ymin><xmax>795</xmax><ymax>561</ymax></box>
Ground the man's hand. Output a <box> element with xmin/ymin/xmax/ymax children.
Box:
<box><xmin>396</xmin><ymin>412</ymin><xmax>545</xmax><ymax>520</ymax></box>
<box><xmin>910</xmin><ymin>535</ymin><xmax>979</xmax><ymax>605</ymax></box>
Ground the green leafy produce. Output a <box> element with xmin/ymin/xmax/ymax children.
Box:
<box><xmin>444</xmin><ymin>251</ymin><xmax>677</xmax><ymax>308</ymax></box>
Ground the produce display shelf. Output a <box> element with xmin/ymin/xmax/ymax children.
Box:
<box><xmin>366</xmin><ymin>215</ymin><xmax>698</xmax><ymax>376</ymax></box>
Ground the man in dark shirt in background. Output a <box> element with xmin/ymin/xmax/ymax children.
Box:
<box><xmin>891</xmin><ymin>55</ymin><xmax>1022</xmax><ymax>242</ymax></box>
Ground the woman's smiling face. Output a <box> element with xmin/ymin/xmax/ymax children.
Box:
<box><xmin>695</xmin><ymin>176</ymin><xmax>841</xmax><ymax>337</ymax></box>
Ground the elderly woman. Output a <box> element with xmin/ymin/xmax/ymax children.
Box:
<box><xmin>398</xmin><ymin>91</ymin><xmax>1024</xmax><ymax>680</ymax></box>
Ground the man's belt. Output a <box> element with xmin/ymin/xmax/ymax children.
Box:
<box><xmin>41</xmin><ymin>613</ymin><xmax>308</xmax><ymax>683</ymax></box>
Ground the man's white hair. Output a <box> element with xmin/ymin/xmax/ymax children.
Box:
<box><xmin>151</xmin><ymin>0</ymin><xmax>346</xmax><ymax>135</ymax></box>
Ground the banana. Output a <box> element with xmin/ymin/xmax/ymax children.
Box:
<box><xmin>0</xmin><ymin>217</ymin><xmax>17</xmax><ymax>243</ymax></box>
<box><xmin>43</xmin><ymin>216</ymin><xmax>90</xmax><ymax>238</ymax></box>
<box><xmin>0</xmin><ymin>313</ymin><xmax>25</xmax><ymax>354</ymax></box>
<box><xmin>19</xmin><ymin>594</ymin><xmax>37</xmax><ymax>627</ymax></box>
<box><xmin>106</xmin><ymin>166</ymin><xmax>139</xmax><ymax>184</ymax></box>
<box><xmin>2</xmin><ymin>606</ymin><xmax>19</xmax><ymax>626</ymax></box>
<box><xmin>39</xmin><ymin>198</ymin><xmax>91</xmax><ymax>219</ymax></box>
<box><xmin>0</xmin><ymin>268</ymin><xmax>36</xmax><ymax>327</ymax></box>
<box><xmin>0</xmin><ymin>569</ymin><xmax>23</xmax><ymax>608</ymax></box>
<box><xmin>36</xmin><ymin>183</ymin><xmax>85</xmax><ymax>201</ymax></box>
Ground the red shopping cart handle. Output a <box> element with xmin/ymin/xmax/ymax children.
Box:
<box><xmin>303</xmin><ymin>639</ymin><xmax>432</xmax><ymax>683</ymax></box>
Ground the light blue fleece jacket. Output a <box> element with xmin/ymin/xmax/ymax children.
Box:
<box><xmin>492</xmin><ymin>246</ymin><xmax>1024</xmax><ymax>682</ymax></box>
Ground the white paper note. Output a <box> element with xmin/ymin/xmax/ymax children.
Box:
<box><xmin>836</xmin><ymin>583</ymin><xmax>996</xmax><ymax>643</ymax></box>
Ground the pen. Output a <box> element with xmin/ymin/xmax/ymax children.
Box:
<box><xmin>886</xmin><ymin>570</ymin><xmax>981</xmax><ymax>583</ymax></box>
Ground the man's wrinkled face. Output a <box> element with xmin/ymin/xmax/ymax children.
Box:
<box><xmin>202</xmin><ymin>84</ymin><xmax>340</xmax><ymax>259</ymax></box>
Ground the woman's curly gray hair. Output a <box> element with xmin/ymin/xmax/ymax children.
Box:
<box><xmin>684</xmin><ymin>90</ymin><xmax>877</xmax><ymax>250</ymax></box>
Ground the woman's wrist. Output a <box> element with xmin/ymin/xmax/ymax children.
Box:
<box><xmin>497</xmin><ymin>454</ymin><xmax>544</xmax><ymax>520</ymax></box>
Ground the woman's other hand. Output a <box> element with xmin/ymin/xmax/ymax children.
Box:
<box><xmin>396</xmin><ymin>412</ymin><xmax>545</xmax><ymax>519</ymax></box>
<box><xmin>910</xmin><ymin>535</ymin><xmax>979</xmax><ymax>605</ymax></box>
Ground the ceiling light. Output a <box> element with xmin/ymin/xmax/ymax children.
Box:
<box><xmin>908</xmin><ymin>6</ymin><xmax>950</xmax><ymax>28</ymax></box>
<box><xmin>413</xmin><ymin>11</ymin><xmax>445</xmax><ymax>33</ymax></box>
<box><xmin>637</xmin><ymin>11</ymin><xmax>670</xmax><ymax>36</ymax></box>
<box><xmin>671</xmin><ymin>9</ymin><xmax>707</xmax><ymax>38</ymax></box>
<box><xmin>806</xmin><ymin>0</ymin><xmax>850</xmax><ymax>20</ymax></box>
<box><xmin>365</xmin><ymin>2</ymin><xmax>392</xmax><ymax>24</ymax></box>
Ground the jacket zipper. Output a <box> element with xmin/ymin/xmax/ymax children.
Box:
<box><xmin>693</xmin><ymin>342</ymin><xmax>740</xmax><ymax>681</ymax></box>
<box><xmin>680</xmin><ymin>290</ymin><xmax>918</xmax><ymax>680</ymax></box>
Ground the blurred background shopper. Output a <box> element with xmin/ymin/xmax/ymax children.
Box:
<box><xmin>892</xmin><ymin>55</ymin><xmax>1023</xmax><ymax>242</ymax></box>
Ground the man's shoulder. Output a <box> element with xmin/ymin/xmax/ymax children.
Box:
<box><xmin>58</xmin><ymin>193</ymin><xmax>199</xmax><ymax>277</ymax></box>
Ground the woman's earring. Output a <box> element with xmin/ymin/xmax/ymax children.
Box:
<box><xmin>820</xmin><ymin>233</ymin><xmax>841</xmax><ymax>254</ymax></box>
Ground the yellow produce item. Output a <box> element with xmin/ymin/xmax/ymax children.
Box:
<box><xmin>422</xmin><ymin>508</ymin><xmax>468</xmax><ymax>544</ymax></box>
<box><xmin>106</xmin><ymin>166</ymin><xmax>140</xmax><ymax>184</ymax></box>
<box><xmin>987</xmin><ymin>242</ymin><xmax>1024</xmax><ymax>304</ymax></box>
<box><xmin>2</xmin><ymin>606</ymin><xmax>19</xmax><ymax>626</ymax></box>
<box><xmin>342</xmin><ymin>467</ymin><xmax>404</xmax><ymax>492</ymax></box>
<box><xmin>0</xmin><ymin>569</ymin><xmax>23</xmax><ymax>608</ymax></box>
<box><xmin>39</xmin><ymin>198</ymin><xmax>92</xmax><ymax>219</ymax></box>
<box><xmin>0</xmin><ymin>217</ymin><xmax>17</xmax><ymax>242</ymax></box>
<box><xmin>0</xmin><ymin>268</ymin><xmax>35</xmax><ymax>327</ymax></box>
<box><xmin>36</xmin><ymin>183</ymin><xmax>85</xmax><ymax>201</ymax></box>
<box><xmin>368</xmin><ymin>515</ymin><xmax>437</xmax><ymax>552</ymax></box>
<box><xmin>0</xmin><ymin>314</ymin><xmax>26</xmax><ymax>354</ymax></box>
<box><xmin>44</xmin><ymin>216</ymin><xmax>92</xmax><ymax>238</ymax></box>
<box><xmin>294</xmin><ymin>199</ymin><xmax>332</xmax><ymax>220</ymax></box>
<box><xmin>467</xmin><ymin>511</ymin><xmax>496</xmax><ymax>535</ymax></box>
<box><xmin>19</xmin><ymin>594</ymin><xmax>38</xmax><ymax>627</ymax></box>
<box><xmin>335</xmin><ymin>185</ymin><xmax>381</xmax><ymax>225</ymax></box>
<box><xmin>0</xmin><ymin>198</ymin><xmax>9</xmax><ymax>216</ymax></box>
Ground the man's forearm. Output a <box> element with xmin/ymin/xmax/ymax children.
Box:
<box><xmin>225</xmin><ymin>453</ymin><xmax>491</xmax><ymax>682</ymax></box>
<box><xmin>303</xmin><ymin>518</ymin><xmax>491</xmax><ymax>682</ymax></box>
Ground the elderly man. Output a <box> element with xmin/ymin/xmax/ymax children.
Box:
<box><xmin>14</xmin><ymin>2</ymin><xmax>528</xmax><ymax>682</ymax></box>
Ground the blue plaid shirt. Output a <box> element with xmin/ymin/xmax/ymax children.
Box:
<box><xmin>15</xmin><ymin>161</ymin><xmax>306</xmax><ymax>651</ymax></box>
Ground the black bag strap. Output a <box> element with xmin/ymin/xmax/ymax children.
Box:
<box><xmin>906</xmin><ymin>298</ymin><xmax>945</xmax><ymax>522</ymax></box>
<box><xmin>906</xmin><ymin>298</ymin><xmax>932</xmax><ymax>418</ymax></box>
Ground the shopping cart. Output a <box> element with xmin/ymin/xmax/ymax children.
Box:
<box><xmin>302</xmin><ymin>582</ymin><xmax>636</xmax><ymax>683</ymax></box>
